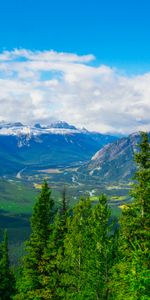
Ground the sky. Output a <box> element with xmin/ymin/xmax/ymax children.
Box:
<box><xmin>0</xmin><ymin>0</ymin><xmax>150</xmax><ymax>134</ymax></box>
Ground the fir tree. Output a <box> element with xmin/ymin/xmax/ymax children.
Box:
<box><xmin>0</xmin><ymin>230</ymin><xmax>15</xmax><ymax>300</ymax></box>
<box><xmin>38</xmin><ymin>186</ymin><xmax>69</xmax><ymax>299</ymax></box>
<box><xmin>15</xmin><ymin>181</ymin><xmax>54</xmax><ymax>300</ymax></box>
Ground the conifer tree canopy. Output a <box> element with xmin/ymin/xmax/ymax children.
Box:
<box><xmin>0</xmin><ymin>230</ymin><xmax>15</xmax><ymax>300</ymax></box>
<box><xmin>15</xmin><ymin>181</ymin><xmax>54</xmax><ymax>299</ymax></box>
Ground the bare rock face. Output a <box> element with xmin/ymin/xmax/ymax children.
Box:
<box><xmin>78</xmin><ymin>132</ymin><xmax>145</xmax><ymax>183</ymax></box>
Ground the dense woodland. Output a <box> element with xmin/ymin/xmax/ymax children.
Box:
<box><xmin>0</xmin><ymin>132</ymin><xmax>150</xmax><ymax>299</ymax></box>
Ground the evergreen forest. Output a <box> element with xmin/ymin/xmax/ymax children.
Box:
<box><xmin>0</xmin><ymin>132</ymin><xmax>150</xmax><ymax>300</ymax></box>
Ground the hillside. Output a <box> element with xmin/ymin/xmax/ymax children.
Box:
<box><xmin>77</xmin><ymin>132</ymin><xmax>143</xmax><ymax>183</ymax></box>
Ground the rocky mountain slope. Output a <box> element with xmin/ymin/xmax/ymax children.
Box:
<box><xmin>78</xmin><ymin>132</ymin><xmax>145</xmax><ymax>183</ymax></box>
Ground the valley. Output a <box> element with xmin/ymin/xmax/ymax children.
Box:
<box><xmin>0</xmin><ymin>172</ymin><xmax>131</xmax><ymax>264</ymax></box>
<box><xmin>0</xmin><ymin>121</ymin><xmax>142</xmax><ymax>264</ymax></box>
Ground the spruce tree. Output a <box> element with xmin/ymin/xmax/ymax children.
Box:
<box><xmin>39</xmin><ymin>187</ymin><xmax>69</xmax><ymax>299</ymax></box>
<box><xmin>15</xmin><ymin>181</ymin><xmax>54</xmax><ymax>300</ymax></box>
<box><xmin>0</xmin><ymin>230</ymin><xmax>15</xmax><ymax>300</ymax></box>
<box><xmin>111</xmin><ymin>132</ymin><xmax>150</xmax><ymax>299</ymax></box>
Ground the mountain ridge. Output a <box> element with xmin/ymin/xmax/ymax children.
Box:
<box><xmin>0</xmin><ymin>121</ymin><xmax>118</xmax><ymax>176</ymax></box>
<box><xmin>77</xmin><ymin>132</ymin><xmax>149</xmax><ymax>183</ymax></box>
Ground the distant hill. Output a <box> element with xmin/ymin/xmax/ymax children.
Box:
<box><xmin>77</xmin><ymin>132</ymin><xmax>146</xmax><ymax>183</ymax></box>
<box><xmin>0</xmin><ymin>121</ymin><xmax>117</xmax><ymax>176</ymax></box>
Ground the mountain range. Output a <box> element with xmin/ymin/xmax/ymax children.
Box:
<box><xmin>0</xmin><ymin>121</ymin><xmax>148</xmax><ymax>185</ymax></box>
<box><xmin>0</xmin><ymin>121</ymin><xmax>117</xmax><ymax>176</ymax></box>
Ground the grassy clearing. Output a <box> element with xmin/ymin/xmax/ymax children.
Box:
<box><xmin>34</xmin><ymin>183</ymin><xmax>43</xmax><ymax>189</ymax></box>
<box><xmin>39</xmin><ymin>168</ymin><xmax>63</xmax><ymax>174</ymax></box>
<box><xmin>106</xmin><ymin>183</ymin><xmax>131</xmax><ymax>190</ymax></box>
<box><xmin>119</xmin><ymin>204</ymin><xmax>130</xmax><ymax>210</ymax></box>
<box><xmin>110</xmin><ymin>195</ymin><xmax>128</xmax><ymax>202</ymax></box>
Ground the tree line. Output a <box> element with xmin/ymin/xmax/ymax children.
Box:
<box><xmin>0</xmin><ymin>132</ymin><xmax>150</xmax><ymax>299</ymax></box>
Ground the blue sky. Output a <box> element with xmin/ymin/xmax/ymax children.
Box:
<box><xmin>0</xmin><ymin>0</ymin><xmax>150</xmax><ymax>133</ymax></box>
<box><xmin>0</xmin><ymin>0</ymin><xmax>150</xmax><ymax>73</ymax></box>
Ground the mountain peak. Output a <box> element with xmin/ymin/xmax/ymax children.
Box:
<box><xmin>0</xmin><ymin>120</ymin><xmax>84</xmax><ymax>137</ymax></box>
<box><xmin>34</xmin><ymin>121</ymin><xmax>78</xmax><ymax>130</ymax></box>
<box><xmin>48</xmin><ymin>121</ymin><xmax>77</xmax><ymax>130</ymax></box>
<box><xmin>0</xmin><ymin>121</ymin><xmax>24</xmax><ymax>128</ymax></box>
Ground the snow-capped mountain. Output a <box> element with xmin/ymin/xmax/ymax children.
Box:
<box><xmin>0</xmin><ymin>121</ymin><xmax>84</xmax><ymax>137</ymax></box>
<box><xmin>0</xmin><ymin>121</ymin><xmax>118</xmax><ymax>176</ymax></box>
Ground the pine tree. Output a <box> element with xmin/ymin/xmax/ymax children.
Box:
<box><xmin>111</xmin><ymin>132</ymin><xmax>150</xmax><ymax>299</ymax></box>
<box><xmin>15</xmin><ymin>181</ymin><xmax>54</xmax><ymax>300</ymax></box>
<box><xmin>0</xmin><ymin>230</ymin><xmax>15</xmax><ymax>300</ymax></box>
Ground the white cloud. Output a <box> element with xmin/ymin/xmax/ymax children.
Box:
<box><xmin>0</xmin><ymin>48</ymin><xmax>150</xmax><ymax>134</ymax></box>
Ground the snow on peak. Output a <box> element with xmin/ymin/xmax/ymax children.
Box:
<box><xmin>34</xmin><ymin>121</ymin><xmax>78</xmax><ymax>130</ymax></box>
<box><xmin>0</xmin><ymin>121</ymin><xmax>87</xmax><ymax>136</ymax></box>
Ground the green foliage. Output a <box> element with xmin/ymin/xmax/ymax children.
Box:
<box><xmin>3</xmin><ymin>132</ymin><xmax>150</xmax><ymax>299</ymax></box>
<box><xmin>110</xmin><ymin>132</ymin><xmax>150</xmax><ymax>299</ymax></box>
<box><xmin>62</xmin><ymin>195</ymin><xmax>117</xmax><ymax>299</ymax></box>
<box><xmin>0</xmin><ymin>179</ymin><xmax>37</xmax><ymax>214</ymax></box>
<box><xmin>62</xmin><ymin>197</ymin><xmax>92</xmax><ymax>299</ymax></box>
<box><xmin>37</xmin><ymin>187</ymin><xmax>69</xmax><ymax>299</ymax></box>
<box><xmin>15</xmin><ymin>181</ymin><xmax>54</xmax><ymax>299</ymax></box>
<box><xmin>0</xmin><ymin>230</ymin><xmax>15</xmax><ymax>300</ymax></box>
<box><xmin>85</xmin><ymin>195</ymin><xmax>118</xmax><ymax>300</ymax></box>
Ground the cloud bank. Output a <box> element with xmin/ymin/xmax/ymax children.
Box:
<box><xmin>0</xmin><ymin>49</ymin><xmax>150</xmax><ymax>134</ymax></box>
